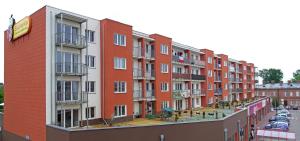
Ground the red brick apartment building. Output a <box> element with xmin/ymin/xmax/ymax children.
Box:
<box><xmin>3</xmin><ymin>6</ymin><xmax>256</xmax><ymax>141</ymax></box>
<box><xmin>256</xmin><ymin>82</ymin><xmax>300</xmax><ymax>107</ymax></box>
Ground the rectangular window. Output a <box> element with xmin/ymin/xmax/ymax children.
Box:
<box><xmin>160</xmin><ymin>44</ymin><xmax>168</xmax><ymax>55</ymax></box>
<box><xmin>85</xmin><ymin>30</ymin><xmax>95</xmax><ymax>42</ymax></box>
<box><xmin>224</xmin><ymin>61</ymin><xmax>227</xmax><ymax>67</ymax></box>
<box><xmin>224</xmin><ymin>72</ymin><xmax>227</xmax><ymax>78</ymax></box>
<box><xmin>85</xmin><ymin>55</ymin><xmax>95</xmax><ymax>68</ymax></box>
<box><xmin>114</xmin><ymin>57</ymin><xmax>126</xmax><ymax>69</ymax></box>
<box><xmin>161</xmin><ymin>82</ymin><xmax>169</xmax><ymax>92</ymax></box>
<box><xmin>225</xmin><ymin>83</ymin><xmax>228</xmax><ymax>90</ymax></box>
<box><xmin>114</xmin><ymin>81</ymin><xmax>127</xmax><ymax>93</ymax></box>
<box><xmin>244</xmin><ymin>66</ymin><xmax>247</xmax><ymax>71</ymax></box>
<box><xmin>296</xmin><ymin>92</ymin><xmax>300</xmax><ymax>97</ymax></box>
<box><xmin>85</xmin><ymin>81</ymin><xmax>95</xmax><ymax>93</ymax></box>
<box><xmin>114</xmin><ymin>105</ymin><xmax>127</xmax><ymax>117</ymax></box>
<box><xmin>85</xmin><ymin>107</ymin><xmax>95</xmax><ymax>118</ymax></box>
<box><xmin>208</xmin><ymin>70</ymin><xmax>212</xmax><ymax>77</ymax></box>
<box><xmin>113</xmin><ymin>33</ymin><xmax>126</xmax><ymax>46</ymax></box>
<box><xmin>208</xmin><ymin>57</ymin><xmax>212</xmax><ymax>64</ymax></box>
<box><xmin>208</xmin><ymin>83</ymin><xmax>212</xmax><ymax>90</ymax></box>
<box><xmin>161</xmin><ymin>101</ymin><xmax>169</xmax><ymax>109</ymax></box>
<box><xmin>161</xmin><ymin>64</ymin><xmax>168</xmax><ymax>73</ymax></box>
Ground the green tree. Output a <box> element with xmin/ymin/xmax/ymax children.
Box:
<box><xmin>0</xmin><ymin>85</ymin><xmax>3</xmax><ymax>103</ymax></box>
<box><xmin>272</xmin><ymin>97</ymin><xmax>280</xmax><ymax>108</ymax></box>
<box><xmin>292</xmin><ymin>69</ymin><xmax>300</xmax><ymax>82</ymax></box>
<box><xmin>259</xmin><ymin>68</ymin><xmax>283</xmax><ymax>84</ymax></box>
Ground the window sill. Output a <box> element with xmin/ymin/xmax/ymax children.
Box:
<box><xmin>114</xmin><ymin>92</ymin><xmax>127</xmax><ymax>94</ymax></box>
<box><xmin>114</xmin><ymin>68</ymin><xmax>127</xmax><ymax>70</ymax></box>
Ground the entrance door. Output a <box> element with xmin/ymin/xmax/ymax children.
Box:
<box><xmin>176</xmin><ymin>100</ymin><xmax>182</xmax><ymax>111</ymax></box>
<box><xmin>65</xmin><ymin>110</ymin><xmax>72</xmax><ymax>128</ymax></box>
<box><xmin>73</xmin><ymin>109</ymin><xmax>79</xmax><ymax>127</ymax></box>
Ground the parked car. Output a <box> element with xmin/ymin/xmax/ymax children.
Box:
<box><xmin>277</xmin><ymin>113</ymin><xmax>288</xmax><ymax>118</ymax></box>
<box><xmin>278</xmin><ymin>109</ymin><xmax>289</xmax><ymax>114</ymax></box>
<box><xmin>269</xmin><ymin>116</ymin><xmax>290</xmax><ymax>123</ymax></box>
<box><xmin>292</xmin><ymin>106</ymin><xmax>298</xmax><ymax>110</ymax></box>
<box><xmin>265</xmin><ymin>122</ymin><xmax>289</xmax><ymax>131</ymax></box>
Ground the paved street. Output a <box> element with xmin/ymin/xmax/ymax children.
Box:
<box><xmin>256</xmin><ymin>110</ymin><xmax>299</xmax><ymax>140</ymax></box>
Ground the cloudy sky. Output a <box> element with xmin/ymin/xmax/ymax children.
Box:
<box><xmin>1</xmin><ymin>0</ymin><xmax>300</xmax><ymax>83</ymax></box>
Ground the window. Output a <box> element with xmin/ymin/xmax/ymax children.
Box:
<box><xmin>160</xmin><ymin>44</ymin><xmax>168</xmax><ymax>55</ymax></box>
<box><xmin>208</xmin><ymin>83</ymin><xmax>212</xmax><ymax>90</ymax></box>
<box><xmin>244</xmin><ymin>75</ymin><xmax>246</xmax><ymax>80</ymax></box>
<box><xmin>224</xmin><ymin>72</ymin><xmax>227</xmax><ymax>78</ymax></box>
<box><xmin>85</xmin><ymin>55</ymin><xmax>95</xmax><ymax>68</ymax></box>
<box><xmin>85</xmin><ymin>81</ymin><xmax>95</xmax><ymax>93</ymax></box>
<box><xmin>57</xmin><ymin>81</ymin><xmax>79</xmax><ymax>101</ymax></box>
<box><xmin>161</xmin><ymin>64</ymin><xmax>168</xmax><ymax>73</ymax></box>
<box><xmin>208</xmin><ymin>70</ymin><xmax>212</xmax><ymax>77</ymax></box>
<box><xmin>114</xmin><ymin>33</ymin><xmax>126</xmax><ymax>46</ymax></box>
<box><xmin>85</xmin><ymin>30</ymin><xmax>95</xmax><ymax>42</ymax></box>
<box><xmin>114</xmin><ymin>81</ymin><xmax>127</xmax><ymax>93</ymax></box>
<box><xmin>244</xmin><ymin>66</ymin><xmax>246</xmax><ymax>71</ymax></box>
<box><xmin>85</xmin><ymin>107</ymin><xmax>95</xmax><ymax>118</ymax></box>
<box><xmin>290</xmin><ymin>92</ymin><xmax>293</xmax><ymax>97</ymax></box>
<box><xmin>114</xmin><ymin>57</ymin><xmax>126</xmax><ymax>69</ymax></box>
<box><xmin>296</xmin><ymin>92</ymin><xmax>300</xmax><ymax>97</ymax></box>
<box><xmin>224</xmin><ymin>61</ymin><xmax>227</xmax><ymax>67</ymax></box>
<box><xmin>244</xmin><ymin>84</ymin><xmax>247</xmax><ymax>89</ymax></box>
<box><xmin>161</xmin><ymin>101</ymin><xmax>169</xmax><ymax>109</ymax></box>
<box><xmin>208</xmin><ymin>57</ymin><xmax>212</xmax><ymax>64</ymax></box>
<box><xmin>114</xmin><ymin>105</ymin><xmax>126</xmax><ymax>117</ymax></box>
<box><xmin>161</xmin><ymin>82</ymin><xmax>169</xmax><ymax>92</ymax></box>
<box><xmin>225</xmin><ymin>83</ymin><xmax>228</xmax><ymax>90</ymax></box>
<box><xmin>284</xmin><ymin>92</ymin><xmax>287</xmax><ymax>97</ymax></box>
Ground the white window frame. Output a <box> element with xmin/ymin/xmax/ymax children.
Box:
<box><xmin>161</xmin><ymin>82</ymin><xmax>169</xmax><ymax>92</ymax></box>
<box><xmin>224</xmin><ymin>61</ymin><xmax>227</xmax><ymax>67</ymax></box>
<box><xmin>85</xmin><ymin>107</ymin><xmax>95</xmax><ymax>118</ymax></box>
<box><xmin>208</xmin><ymin>57</ymin><xmax>212</xmax><ymax>64</ymax></box>
<box><xmin>114</xmin><ymin>105</ymin><xmax>127</xmax><ymax>117</ymax></box>
<box><xmin>85</xmin><ymin>81</ymin><xmax>95</xmax><ymax>93</ymax></box>
<box><xmin>85</xmin><ymin>55</ymin><xmax>96</xmax><ymax>68</ymax></box>
<box><xmin>161</xmin><ymin>101</ymin><xmax>170</xmax><ymax>109</ymax></box>
<box><xmin>86</xmin><ymin>30</ymin><xmax>95</xmax><ymax>43</ymax></box>
<box><xmin>161</xmin><ymin>64</ymin><xmax>169</xmax><ymax>73</ymax></box>
<box><xmin>114</xmin><ymin>57</ymin><xmax>126</xmax><ymax>70</ymax></box>
<box><xmin>114</xmin><ymin>33</ymin><xmax>126</xmax><ymax>46</ymax></box>
<box><xmin>114</xmin><ymin>81</ymin><xmax>127</xmax><ymax>93</ymax></box>
<box><xmin>160</xmin><ymin>44</ymin><xmax>168</xmax><ymax>55</ymax></box>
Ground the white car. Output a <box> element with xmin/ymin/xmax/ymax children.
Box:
<box><xmin>277</xmin><ymin>113</ymin><xmax>288</xmax><ymax>118</ymax></box>
<box><xmin>278</xmin><ymin>109</ymin><xmax>289</xmax><ymax>114</ymax></box>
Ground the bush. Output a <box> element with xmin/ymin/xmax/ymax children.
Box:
<box><xmin>146</xmin><ymin>114</ymin><xmax>157</xmax><ymax>119</ymax></box>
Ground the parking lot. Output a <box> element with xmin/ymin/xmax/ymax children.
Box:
<box><xmin>257</xmin><ymin>109</ymin><xmax>299</xmax><ymax>140</ymax></box>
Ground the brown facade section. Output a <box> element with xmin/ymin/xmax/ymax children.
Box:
<box><xmin>47</xmin><ymin>109</ymin><xmax>248</xmax><ymax>141</ymax></box>
<box><xmin>100</xmin><ymin>19</ymin><xmax>133</xmax><ymax>120</ymax></box>
<box><xmin>4</xmin><ymin>7</ymin><xmax>46</xmax><ymax>141</ymax></box>
<box><xmin>201</xmin><ymin>49</ymin><xmax>214</xmax><ymax>106</ymax></box>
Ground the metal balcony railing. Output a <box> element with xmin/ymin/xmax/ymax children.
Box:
<box><xmin>214</xmin><ymin>88</ymin><xmax>222</xmax><ymax>96</ymax></box>
<box><xmin>190</xmin><ymin>59</ymin><xmax>205</xmax><ymax>67</ymax></box>
<box><xmin>145</xmin><ymin>51</ymin><xmax>155</xmax><ymax>59</ymax></box>
<box><xmin>145</xmin><ymin>70</ymin><xmax>155</xmax><ymax>80</ymax></box>
<box><xmin>191</xmin><ymin>89</ymin><xmax>206</xmax><ymax>96</ymax></box>
<box><xmin>229</xmin><ymin>67</ymin><xmax>235</xmax><ymax>72</ymax></box>
<box><xmin>172</xmin><ymin>90</ymin><xmax>190</xmax><ymax>99</ymax></box>
<box><xmin>191</xmin><ymin>74</ymin><xmax>206</xmax><ymax>80</ymax></box>
<box><xmin>133</xmin><ymin>46</ymin><xmax>143</xmax><ymax>58</ymax></box>
<box><xmin>172</xmin><ymin>55</ymin><xmax>190</xmax><ymax>64</ymax></box>
<box><xmin>235</xmin><ymin>78</ymin><xmax>242</xmax><ymax>83</ymax></box>
<box><xmin>133</xmin><ymin>68</ymin><xmax>143</xmax><ymax>79</ymax></box>
<box><xmin>214</xmin><ymin>76</ymin><xmax>222</xmax><ymax>82</ymax></box>
<box><xmin>56</xmin><ymin>91</ymin><xmax>87</xmax><ymax>104</ymax></box>
<box><xmin>133</xmin><ymin>90</ymin><xmax>143</xmax><ymax>101</ymax></box>
<box><xmin>55</xmin><ymin>32</ymin><xmax>87</xmax><ymax>49</ymax></box>
<box><xmin>173</xmin><ymin>73</ymin><xmax>191</xmax><ymax>80</ymax></box>
<box><xmin>56</xmin><ymin>63</ymin><xmax>87</xmax><ymax>76</ymax></box>
<box><xmin>232</xmin><ymin>88</ymin><xmax>243</xmax><ymax>93</ymax></box>
<box><xmin>146</xmin><ymin>90</ymin><xmax>155</xmax><ymax>100</ymax></box>
<box><xmin>214</xmin><ymin>64</ymin><xmax>222</xmax><ymax>69</ymax></box>
<box><xmin>236</xmin><ymin>68</ymin><xmax>242</xmax><ymax>73</ymax></box>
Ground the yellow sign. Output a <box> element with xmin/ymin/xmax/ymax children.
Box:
<box><xmin>13</xmin><ymin>16</ymin><xmax>31</xmax><ymax>40</ymax></box>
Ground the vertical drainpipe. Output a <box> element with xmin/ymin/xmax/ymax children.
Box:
<box><xmin>50</xmin><ymin>10</ymin><xmax>53</xmax><ymax>125</ymax></box>
<box><xmin>224</xmin><ymin>128</ymin><xmax>228</xmax><ymax>141</ymax></box>
<box><xmin>101</xmin><ymin>21</ymin><xmax>105</xmax><ymax>121</ymax></box>
<box><xmin>86</xmin><ymin>20</ymin><xmax>89</xmax><ymax>128</ymax></box>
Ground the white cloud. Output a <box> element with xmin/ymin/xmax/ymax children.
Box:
<box><xmin>1</xmin><ymin>0</ymin><xmax>300</xmax><ymax>83</ymax></box>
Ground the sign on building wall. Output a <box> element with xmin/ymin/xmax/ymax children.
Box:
<box><xmin>7</xmin><ymin>15</ymin><xmax>31</xmax><ymax>41</ymax></box>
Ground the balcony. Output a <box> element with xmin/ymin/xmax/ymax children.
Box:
<box><xmin>191</xmin><ymin>89</ymin><xmax>206</xmax><ymax>96</ymax></box>
<box><xmin>56</xmin><ymin>91</ymin><xmax>87</xmax><ymax>105</ymax></box>
<box><xmin>172</xmin><ymin>55</ymin><xmax>190</xmax><ymax>64</ymax></box>
<box><xmin>247</xmin><ymin>79</ymin><xmax>251</xmax><ymax>83</ymax></box>
<box><xmin>247</xmin><ymin>88</ymin><xmax>252</xmax><ymax>92</ymax></box>
<box><xmin>235</xmin><ymin>78</ymin><xmax>242</xmax><ymax>83</ymax></box>
<box><xmin>232</xmin><ymin>88</ymin><xmax>242</xmax><ymax>93</ymax></box>
<box><xmin>145</xmin><ymin>52</ymin><xmax>155</xmax><ymax>60</ymax></box>
<box><xmin>145</xmin><ymin>90</ymin><xmax>155</xmax><ymax>101</ymax></box>
<box><xmin>145</xmin><ymin>71</ymin><xmax>155</xmax><ymax>80</ymax></box>
<box><xmin>236</xmin><ymin>69</ymin><xmax>242</xmax><ymax>73</ymax></box>
<box><xmin>173</xmin><ymin>73</ymin><xmax>191</xmax><ymax>80</ymax></box>
<box><xmin>55</xmin><ymin>32</ymin><xmax>87</xmax><ymax>49</ymax></box>
<box><xmin>56</xmin><ymin>63</ymin><xmax>87</xmax><ymax>76</ymax></box>
<box><xmin>214</xmin><ymin>76</ymin><xmax>222</xmax><ymax>82</ymax></box>
<box><xmin>133</xmin><ymin>90</ymin><xmax>143</xmax><ymax>101</ymax></box>
<box><xmin>190</xmin><ymin>59</ymin><xmax>205</xmax><ymax>67</ymax></box>
<box><xmin>133</xmin><ymin>46</ymin><xmax>143</xmax><ymax>58</ymax></box>
<box><xmin>191</xmin><ymin>74</ymin><xmax>206</xmax><ymax>81</ymax></box>
<box><xmin>229</xmin><ymin>67</ymin><xmax>235</xmax><ymax>72</ymax></box>
<box><xmin>172</xmin><ymin>90</ymin><xmax>191</xmax><ymax>99</ymax></box>
<box><xmin>214</xmin><ymin>64</ymin><xmax>222</xmax><ymax>70</ymax></box>
<box><xmin>214</xmin><ymin>88</ymin><xmax>222</xmax><ymax>96</ymax></box>
<box><xmin>133</xmin><ymin>68</ymin><xmax>143</xmax><ymax>79</ymax></box>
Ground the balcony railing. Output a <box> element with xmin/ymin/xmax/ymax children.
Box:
<box><xmin>191</xmin><ymin>74</ymin><xmax>206</xmax><ymax>81</ymax></box>
<box><xmin>56</xmin><ymin>63</ymin><xmax>87</xmax><ymax>76</ymax></box>
<box><xmin>172</xmin><ymin>90</ymin><xmax>191</xmax><ymax>99</ymax></box>
<box><xmin>133</xmin><ymin>46</ymin><xmax>143</xmax><ymax>58</ymax></box>
<box><xmin>146</xmin><ymin>90</ymin><xmax>155</xmax><ymax>100</ymax></box>
<box><xmin>229</xmin><ymin>67</ymin><xmax>235</xmax><ymax>72</ymax></box>
<box><xmin>190</xmin><ymin>59</ymin><xmax>205</xmax><ymax>67</ymax></box>
<box><xmin>55</xmin><ymin>32</ymin><xmax>87</xmax><ymax>49</ymax></box>
<box><xmin>236</xmin><ymin>69</ymin><xmax>242</xmax><ymax>73</ymax></box>
<box><xmin>247</xmin><ymin>79</ymin><xmax>251</xmax><ymax>82</ymax></box>
<box><xmin>133</xmin><ymin>68</ymin><xmax>143</xmax><ymax>79</ymax></box>
<box><xmin>133</xmin><ymin>90</ymin><xmax>143</xmax><ymax>101</ymax></box>
<box><xmin>235</xmin><ymin>78</ymin><xmax>242</xmax><ymax>83</ymax></box>
<box><xmin>173</xmin><ymin>73</ymin><xmax>191</xmax><ymax>80</ymax></box>
<box><xmin>232</xmin><ymin>88</ymin><xmax>243</xmax><ymax>93</ymax></box>
<box><xmin>145</xmin><ymin>71</ymin><xmax>155</xmax><ymax>80</ymax></box>
<box><xmin>214</xmin><ymin>76</ymin><xmax>222</xmax><ymax>82</ymax></box>
<box><xmin>214</xmin><ymin>88</ymin><xmax>222</xmax><ymax>96</ymax></box>
<box><xmin>172</xmin><ymin>55</ymin><xmax>190</xmax><ymax>64</ymax></box>
<box><xmin>145</xmin><ymin>52</ymin><xmax>155</xmax><ymax>59</ymax></box>
<box><xmin>247</xmin><ymin>88</ymin><xmax>252</xmax><ymax>92</ymax></box>
<box><xmin>191</xmin><ymin>89</ymin><xmax>206</xmax><ymax>96</ymax></box>
<box><xmin>56</xmin><ymin>91</ymin><xmax>87</xmax><ymax>104</ymax></box>
<box><xmin>214</xmin><ymin>64</ymin><xmax>221</xmax><ymax>69</ymax></box>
